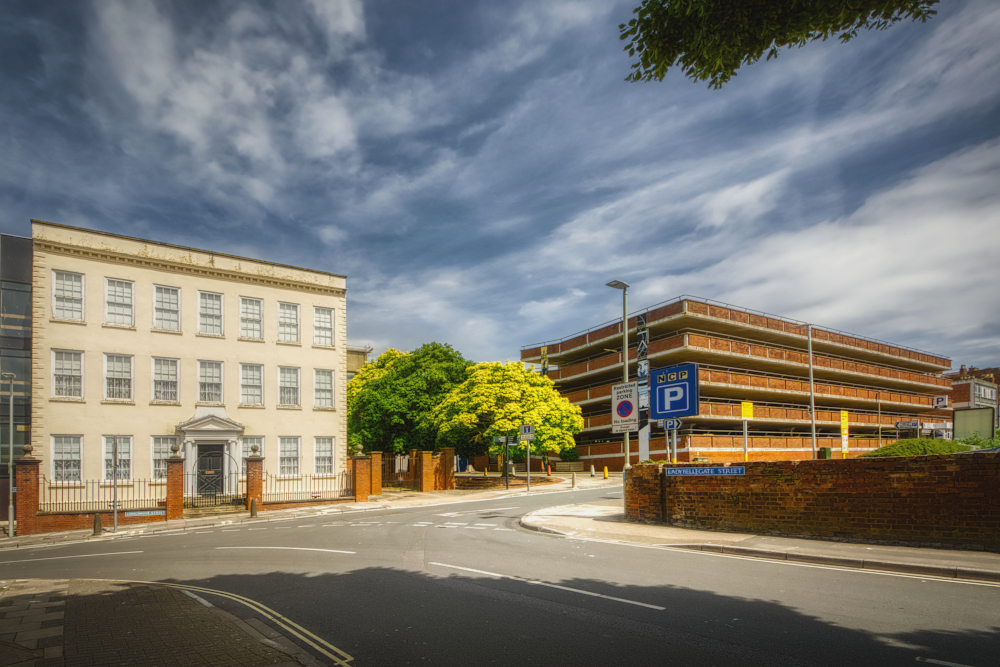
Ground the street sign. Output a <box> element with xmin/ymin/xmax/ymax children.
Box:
<box><xmin>661</xmin><ymin>418</ymin><xmax>683</xmax><ymax>431</ymax></box>
<box><xmin>841</xmin><ymin>410</ymin><xmax>849</xmax><ymax>451</ymax></box>
<box><xmin>520</xmin><ymin>424</ymin><xmax>534</xmax><ymax>436</ymax></box>
<box><xmin>741</xmin><ymin>402</ymin><xmax>754</xmax><ymax>420</ymax></box>
<box><xmin>933</xmin><ymin>395</ymin><xmax>949</xmax><ymax>410</ymax></box>
<box><xmin>519</xmin><ymin>433</ymin><xmax>534</xmax><ymax>441</ymax></box>
<box><xmin>650</xmin><ymin>363</ymin><xmax>700</xmax><ymax>419</ymax></box>
<box><xmin>664</xmin><ymin>467</ymin><xmax>745</xmax><ymax>476</ymax></box>
<box><xmin>895</xmin><ymin>420</ymin><xmax>919</xmax><ymax>430</ymax></box>
<box><xmin>612</xmin><ymin>381</ymin><xmax>639</xmax><ymax>433</ymax></box>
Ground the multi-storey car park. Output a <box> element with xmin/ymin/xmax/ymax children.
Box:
<box><xmin>521</xmin><ymin>297</ymin><xmax>953</xmax><ymax>470</ymax></box>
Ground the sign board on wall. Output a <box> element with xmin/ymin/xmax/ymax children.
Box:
<box><xmin>612</xmin><ymin>381</ymin><xmax>639</xmax><ymax>433</ymax></box>
<box><xmin>741</xmin><ymin>402</ymin><xmax>754</xmax><ymax>420</ymax></box>
<box><xmin>954</xmin><ymin>407</ymin><xmax>996</xmax><ymax>440</ymax></box>
<box><xmin>933</xmin><ymin>395</ymin><xmax>948</xmax><ymax>410</ymax></box>
<box><xmin>841</xmin><ymin>410</ymin><xmax>849</xmax><ymax>451</ymax></box>
<box><xmin>649</xmin><ymin>363</ymin><xmax>700</xmax><ymax>420</ymax></box>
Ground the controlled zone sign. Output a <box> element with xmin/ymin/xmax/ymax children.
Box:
<box><xmin>650</xmin><ymin>363</ymin><xmax>700</xmax><ymax>420</ymax></box>
<box><xmin>612</xmin><ymin>381</ymin><xmax>639</xmax><ymax>433</ymax></box>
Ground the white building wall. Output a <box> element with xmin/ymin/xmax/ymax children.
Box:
<box><xmin>30</xmin><ymin>220</ymin><xmax>348</xmax><ymax>482</ymax></box>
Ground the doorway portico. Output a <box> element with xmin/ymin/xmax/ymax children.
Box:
<box><xmin>175</xmin><ymin>408</ymin><xmax>246</xmax><ymax>495</ymax></box>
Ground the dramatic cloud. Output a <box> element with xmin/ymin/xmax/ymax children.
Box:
<box><xmin>0</xmin><ymin>0</ymin><xmax>997</xmax><ymax>367</ymax></box>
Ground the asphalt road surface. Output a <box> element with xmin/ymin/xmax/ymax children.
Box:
<box><xmin>2</xmin><ymin>487</ymin><xmax>998</xmax><ymax>666</ymax></box>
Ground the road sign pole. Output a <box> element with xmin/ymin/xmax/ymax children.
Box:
<box><xmin>505</xmin><ymin>440</ymin><xmax>509</xmax><ymax>491</ymax></box>
<box><xmin>671</xmin><ymin>429</ymin><xmax>677</xmax><ymax>464</ymax></box>
<box><xmin>525</xmin><ymin>433</ymin><xmax>530</xmax><ymax>496</ymax></box>
<box><xmin>807</xmin><ymin>325</ymin><xmax>818</xmax><ymax>460</ymax></box>
<box><xmin>743</xmin><ymin>420</ymin><xmax>748</xmax><ymax>463</ymax></box>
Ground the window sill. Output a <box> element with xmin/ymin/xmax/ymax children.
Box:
<box><xmin>149</xmin><ymin>400</ymin><xmax>181</xmax><ymax>406</ymax></box>
<box><xmin>276</xmin><ymin>341</ymin><xmax>302</xmax><ymax>347</ymax></box>
<box><xmin>99</xmin><ymin>481</ymin><xmax>134</xmax><ymax>487</ymax></box>
<box><xmin>151</xmin><ymin>328</ymin><xmax>183</xmax><ymax>335</ymax></box>
<box><xmin>49</xmin><ymin>317</ymin><xmax>86</xmax><ymax>326</ymax></box>
<box><xmin>312</xmin><ymin>344</ymin><xmax>336</xmax><ymax>350</ymax></box>
<box><xmin>101</xmin><ymin>399</ymin><xmax>135</xmax><ymax>405</ymax></box>
<box><xmin>150</xmin><ymin>480</ymin><xmax>168</xmax><ymax>486</ymax></box>
<box><xmin>238</xmin><ymin>337</ymin><xmax>265</xmax><ymax>343</ymax></box>
<box><xmin>313</xmin><ymin>406</ymin><xmax>336</xmax><ymax>412</ymax></box>
<box><xmin>274</xmin><ymin>475</ymin><xmax>302</xmax><ymax>480</ymax></box>
<box><xmin>312</xmin><ymin>473</ymin><xmax>339</xmax><ymax>478</ymax></box>
<box><xmin>102</xmin><ymin>323</ymin><xmax>136</xmax><ymax>331</ymax></box>
<box><xmin>195</xmin><ymin>402</ymin><xmax>225</xmax><ymax>407</ymax></box>
<box><xmin>50</xmin><ymin>396</ymin><xmax>85</xmax><ymax>403</ymax></box>
<box><xmin>196</xmin><ymin>332</ymin><xmax>225</xmax><ymax>339</ymax></box>
<box><xmin>48</xmin><ymin>481</ymin><xmax>85</xmax><ymax>488</ymax></box>
<box><xmin>276</xmin><ymin>405</ymin><xmax>302</xmax><ymax>410</ymax></box>
<box><xmin>238</xmin><ymin>403</ymin><xmax>266</xmax><ymax>409</ymax></box>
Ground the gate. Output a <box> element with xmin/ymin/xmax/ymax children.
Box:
<box><xmin>183</xmin><ymin>447</ymin><xmax>246</xmax><ymax>509</ymax></box>
<box><xmin>382</xmin><ymin>454</ymin><xmax>416</xmax><ymax>489</ymax></box>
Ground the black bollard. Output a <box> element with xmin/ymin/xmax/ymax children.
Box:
<box><xmin>250</xmin><ymin>498</ymin><xmax>258</xmax><ymax>518</ymax></box>
<box><xmin>93</xmin><ymin>513</ymin><xmax>102</xmax><ymax>536</ymax></box>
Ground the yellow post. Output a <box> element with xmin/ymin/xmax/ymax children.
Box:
<box><xmin>603</xmin><ymin>466</ymin><xmax>608</xmax><ymax>479</ymax></box>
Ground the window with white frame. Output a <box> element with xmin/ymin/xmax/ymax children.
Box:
<box><xmin>240</xmin><ymin>364</ymin><xmax>263</xmax><ymax>405</ymax></box>
<box><xmin>315</xmin><ymin>437</ymin><xmax>334</xmax><ymax>474</ymax></box>
<box><xmin>278</xmin><ymin>303</ymin><xmax>299</xmax><ymax>343</ymax></box>
<box><xmin>199</xmin><ymin>292</ymin><xmax>223</xmax><ymax>335</ymax></box>
<box><xmin>152</xmin><ymin>436</ymin><xmax>176</xmax><ymax>479</ymax></box>
<box><xmin>279</xmin><ymin>367</ymin><xmax>299</xmax><ymax>406</ymax></box>
<box><xmin>105</xmin><ymin>279</ymin><xmax>134</xmax><ymax>326</ymax></box>
<box><xmin>313</xmin><ymin>307</ymin><xmax>334</xmax><ymax>346</ymax></box>
<box><xmin>242</xmin><ymin>436</ymin><xmax>263</xmax><ymax>476</ymax></box>
<box><xmin>199</xmin><ymin>361</ymin><xmax>223</xmax><ymax>403</ymax></box>
<box><xmin>104</xmin><ymin>354</ymin><xmax>133</xmax><ymax>400</ymax></box>
<box><xmin>153</xmin><ymin>358</ymin><xmax>179</xmax><ymax>401</ymax></box>
<box><xmin>154</xmin><ymin>286</ymin><xmax>180</xmax><ymax>330</ymax></box>
<box><xmin>53</xmin><ymin>271</ymin><xmax>84</xmax><ymax>320</ymax></box>
<box><xmin>53</xmin><ymin>435</ymin><xmax>82</xmax><ymax>482</ymax></box>
<box><xmin>314</xmin><ymin>369</ymin><xmax>334</xmax><ymax>408</ymax></box>
<box><xmin>240</xmin><ymin>297</ymin><xmax>263</xmax><ymax>339</ymax></box>
<box><xmin>53</xmin><ymin>351</ymin><xmax>83</xmax><ymax>398</ymax></box>
<box><xmin>279</xmin><ymin>437</ymin><xmax>300</xmax><ymax>475</ymax></box>
<box><xmin>104</xmin><ymin>435</ymin><xmax>131</xmax><ymax>480</ymax></box>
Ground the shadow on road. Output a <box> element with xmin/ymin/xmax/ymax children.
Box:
<box><xmin>156</xmin><ymin>567</ymin><xmax>999</xmax><ymax>667</ymax></box>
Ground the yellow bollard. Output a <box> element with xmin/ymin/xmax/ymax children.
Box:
<box><xmin>484</xmin><ymin>464</ymin><xmax>488</xmax><ymax>476</ymax></box>
<box><xmin>603</xmin><ymin>466</ymin><xmax>608</xmax><ymax>479</ymax></box>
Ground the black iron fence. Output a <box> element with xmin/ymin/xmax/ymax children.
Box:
<box><xmin>182</xmin><ymin>471</ymin><xmax>245</xmax><ymax>509</ymax></box>
<box><xmin>38</xmin><ymin>476</ymin><xmax>166</xmax><ymax>513</ymax></box>
<box><xmin>262</xmin><ymin>471</ymin><xmax>352</xmax><ymax>504</ymax></box>
<box><xmin>382</xmin><ymin>455</ymin><xmax>416</xmax><ymax>489</ymax></box>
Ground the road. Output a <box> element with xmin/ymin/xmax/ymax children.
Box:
<box><xmin>2</xmin><ymin>487</ymin><xmax>998</xmax><ymax>666</ymax></box>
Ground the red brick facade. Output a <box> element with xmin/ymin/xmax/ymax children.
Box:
<box><xmin>244</xmin><ymin>456</ymin><xmax>264</xmax><ymax>512</ymax></box>
<box><xmin>369</xmin><ymin>451</ymin><xmax>382</xmax><ymax>496</ymax></box>
<box><xmin>625</xmin><ymin>452</ymin><xmax>1000</xmax><ymax>549</ymax></box>
<box><xmin>166</xmin><ymin>457</ymin><xmax>184</xmax><ymax>520</ymax></box>
<box><xmin>353</xmin><ymin>456</ymin><xmax>371</xmax><ymax>502</ymax></box>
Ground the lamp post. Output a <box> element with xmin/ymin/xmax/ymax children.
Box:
<box><xmin>3</xmin><ymin>373</ymin><xmax>15</xmax><ymax>537</ymax></box>
<box><xmin>606</xmin><ymin>280</ymin><xmax>630</xmax><ymax>478</ymax></box>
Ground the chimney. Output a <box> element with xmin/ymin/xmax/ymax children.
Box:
<box><xmin>960</xmin><ymin>365</ymin><xmax>967</xmax><ymax>374</ymax></box>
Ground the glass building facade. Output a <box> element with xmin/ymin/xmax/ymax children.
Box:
<box><xmin>0</xmin><ymin>234</ymin><xmax>32</xmax><ymax>472</ymax></box>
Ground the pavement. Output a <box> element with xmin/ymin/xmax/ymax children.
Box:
<box><xmin>519</xmin><ymin>497</ymin><xmax>1000</xmax><ymax>584</ymax></box>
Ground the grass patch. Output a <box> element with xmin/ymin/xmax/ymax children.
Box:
<box><xmin>861</xmin><ymin>439</ymin><xmax>974</xmax><ymax>458</ymax></box>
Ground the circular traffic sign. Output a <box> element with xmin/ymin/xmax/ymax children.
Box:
<box><xmin>617</xmin><ymin>401</ymin><xmax>634</xmax><ymax>418</ymax></box>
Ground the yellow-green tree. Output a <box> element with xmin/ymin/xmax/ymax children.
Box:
<box><xmin>432</xmin><ymin>361</ymin><xmax>583</xmax><ymax>459</ymax></box>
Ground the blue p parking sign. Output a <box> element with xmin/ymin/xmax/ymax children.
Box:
<box><xmin>650</xmin><ymin>363</ymin><xmax>700</xmax><ymax>419</ymax></box>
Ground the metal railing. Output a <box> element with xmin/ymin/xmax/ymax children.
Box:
<box><xmin>382</xmin><ymin>455</ymin><xmax>416</xmax><ymax>489</ymax></box>
<box><xmin>262</xmin><ymin>471</ymin><xmax>352</xmax><ymax>504</ymax></box>
<box><xmin>182</xmin><ymin>471</ymin><xmax>245</xmax><ymax>508</ymax></box>
<box><xmin>38</xmin><ymin>476</ymin><xmax>165</xmax><ymax>513</ymax></box>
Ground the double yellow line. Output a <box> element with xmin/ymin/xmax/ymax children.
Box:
<box><xmin>132</xmin><ymin>579</ymin><xmax>354</xmax><ymax>666</ymax></box>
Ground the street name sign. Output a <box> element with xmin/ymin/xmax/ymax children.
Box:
<box><xmin>660</xmin><ymin>418</ymin><xmax>683</xmax><ymax>431</ymax></box>
<box><xmin>612</xmin><ymin>381</ymin><xmax>639</xmax><ymax>433</ymax></box>
<box><xmin>665</xmin><ymin>467</ymin><xmax>745</xmax><ymax>476</ymax></box>
<box><xmin>519</xmin><ymin>424</ymin><xmax>535</xmax><ymax>441</ymax></box>
<box><xmin>650</xmin><ymin>363</ymin><xmax>700</xmax><ymax>420</ymax></box>
<box><xmin>933</xmin><ymin>395</ymin><xmax>949</xmax><ymax>410</ymax></box>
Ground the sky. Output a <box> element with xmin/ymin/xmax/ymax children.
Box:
<box><xmin>2</xmin><ymin>0</ymin><xmax>998</xmax><ymax>368</ymax></box>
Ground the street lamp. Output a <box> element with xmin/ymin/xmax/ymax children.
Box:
<box><xmin>3</xmin><ymin>372</ymin><xmax>15</xmax><ymax>537</ymax></box>
<box><xmin>605</xmin><ymin>280</ymin><xmax>631</xmax><ymax>477</ymax></box>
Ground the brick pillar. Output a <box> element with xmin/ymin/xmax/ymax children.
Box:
<box><xmin>369</xmin><ymin>451</ymin><xmax>382</xmax><ymax>496</ymax></box>
<box><xmin>353</xmin><ymin>456</ymin><xmax>371</xmax><ymax>502</ymax></box>
<box><xmin>440</xmin><ymin>448</ymin><xmax>455</xmax><ymax>490</ymax></box>
<box><xmin>14</xmin><ymin>455</ymin><xmax>41</xmax><ymax>536</ymax></box>
<box><xmin>165</xmin><ymin>456</ymin><xmax>184</xmax><ymax>521</ymax></box>
<box><xmin>245</xmin><ymin>456</ymin><xmax>264</xmax><ymax>511</ymax></box>
<box><xmin>418</xmin><ymin>451</ymin><xmax>434</xmax><ymax>492</ymax></box>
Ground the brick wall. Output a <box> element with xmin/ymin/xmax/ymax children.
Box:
<box><xmin>624</xmin><ymin>452</ymin><xmax>1000</xmax><ymax>549</ymax></box>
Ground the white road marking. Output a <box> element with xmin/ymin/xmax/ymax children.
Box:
<box><xmin>444</xmin><ymin>522</ymin><xmax>468</xmax><ymax>525</ymax></box>
<box><xmin>195</xmin><ymin>531</ymin><xmax>213</xmax><ymax>534</ymax></box>
<box><xmin>216</xmin><ymin>547</ymin><xmax>355</xmax><ymax>554</ymax></box>
<box><xmin>222</xmin><ymin>529</ymin><xmax>240</xmax><ymax>532</ymax></box>
<box><xmin>435</xmin><ymin>525</ymin><xmax>458</xmax><ymax>529</ymax></box>
<box><xmin>916</xmin><ymin>658</ymin><xmax>977</xmax><ymax>667</ymax></box>
<box><xmin>297</xmin><ymin>525</ymin><xmax>316</xmax><ymax>528</ymax></box>
<box><xmin>0</xmin><ymin>551</ymin><xmax>143</xmax><ymax>565</ymax></box>
<box><xmin>495</xmin><ymin>528</ymin><xmax>515</xmax><ymax>531</ymax></box>
<box><xmin>464</xmin><ymin>527</ymin><xmax>487</xmax><ymax>530</ymax></box>
<box><xmin>436</xmin><ymin>507</ymin><xmax>517</xmax><ymax>517</ymax></box>
<box><xmin>248</xmin><ymin>528</ymin><xmax>268</xmax><ymax>531</ymax></box>
<box><xmin>429</xmin><ymin>562</ymin><xmax>665</xmax><ymax>610</ymax></box>
<box><xmin>474</xmin><ymin>524</ymin><xmax>497</xmax><ymax>527</ymax></box>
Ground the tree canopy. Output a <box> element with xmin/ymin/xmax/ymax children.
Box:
<box><xmin>619</xmin><ymin>0</ymin><xmax>939</xmax><ymax>88</ymax></box>
<box><xmin>347</xmin><ymin>342</ymin><xmax>472</xmax><ymax>454</ymax></box>
<box><xmin>431</xmin><ymin>361</ymin><xmax>584</xmax><ymax>459</ymax></box>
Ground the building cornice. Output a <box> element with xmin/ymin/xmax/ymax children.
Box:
<box><xmin>34</xmin><ymin>239</ymin><xmax>346</xmax><ymax>298</ymax></box>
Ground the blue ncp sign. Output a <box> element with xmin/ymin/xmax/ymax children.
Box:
<box><xmin>649</xmin><ymin>362</ymin><xmax>700</xmax><ymax>419</ymax></box>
